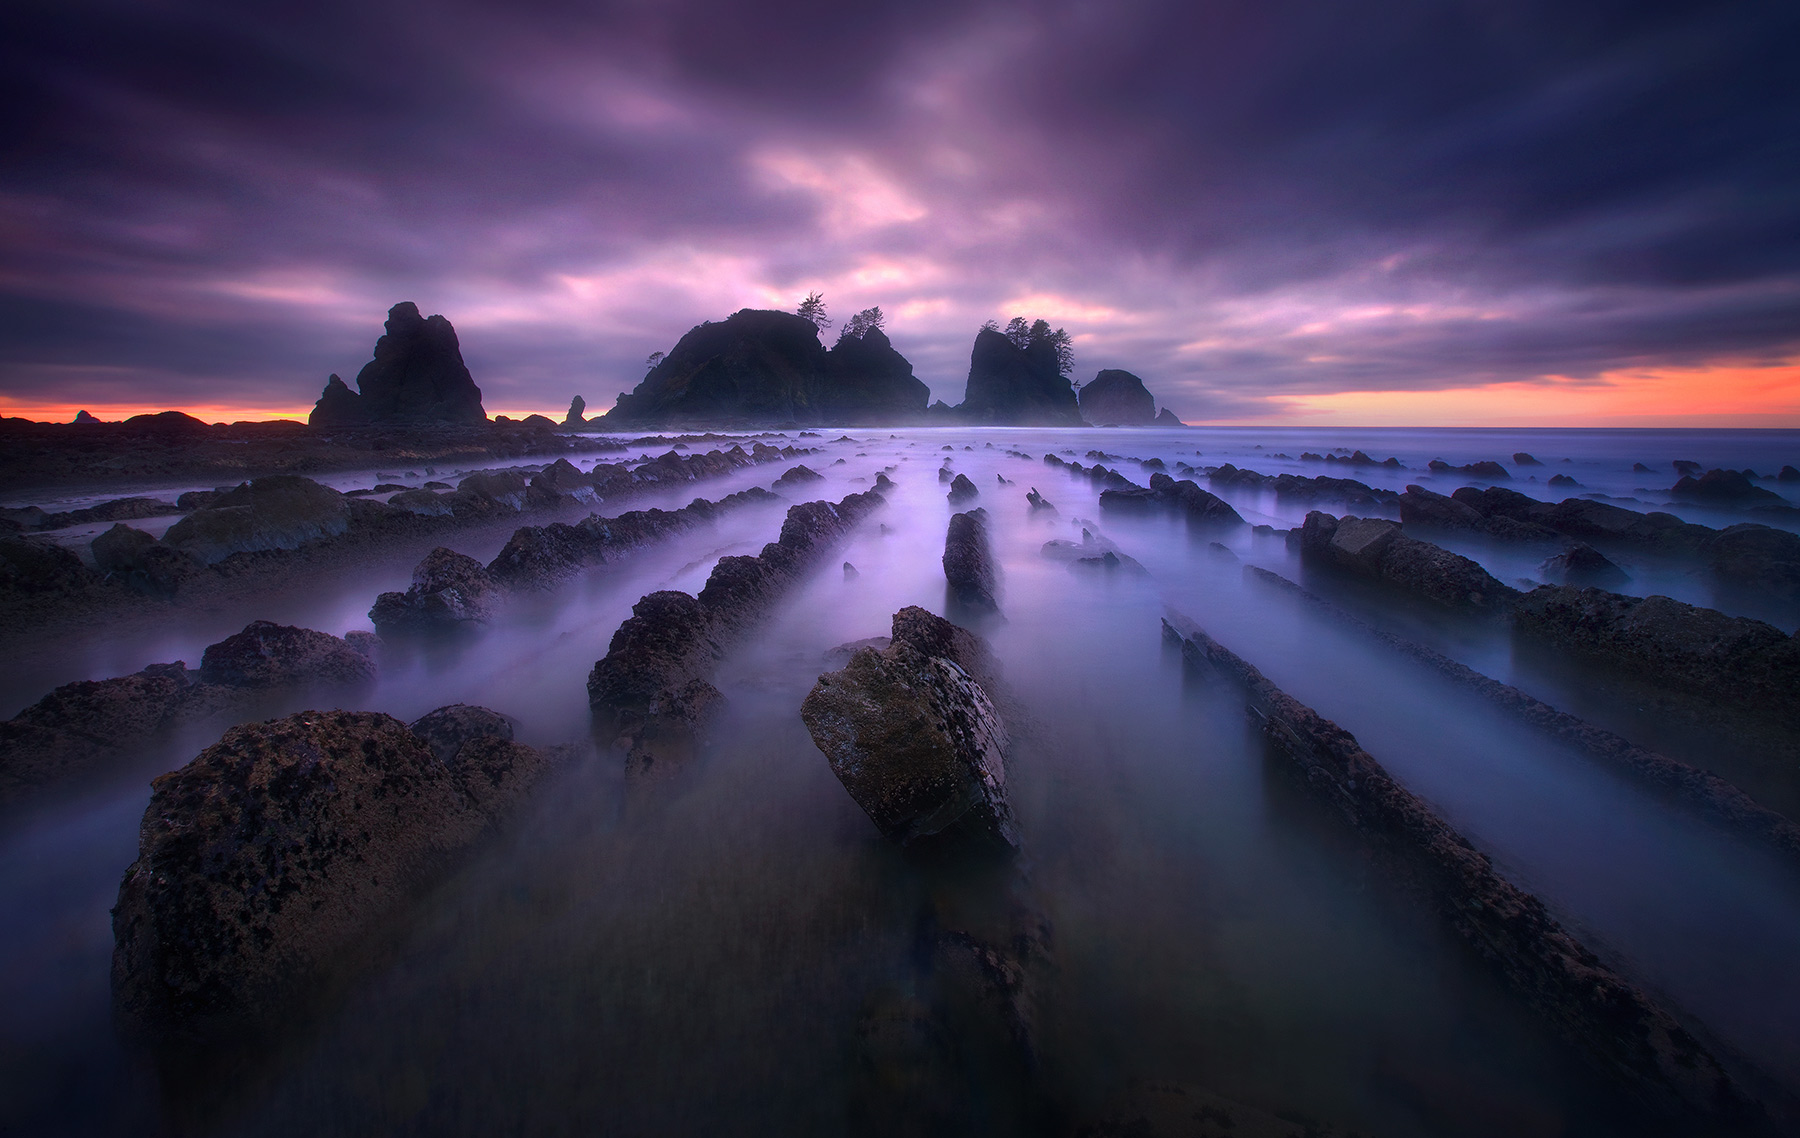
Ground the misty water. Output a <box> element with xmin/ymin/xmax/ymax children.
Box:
<box><xmin>4</xmin><ymin>427</ymin><xmax>1799</xmax><ymax>1136</ymax></box>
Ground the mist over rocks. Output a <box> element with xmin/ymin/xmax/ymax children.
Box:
<box><xmin>604</xmin><ymin>309</ymin><xmax>929</xmax><ymax>427</ymax></box>
<box><xmin>163</xmin><ymin>475</ymin><xmax>351</xmax><ymax>564</ymax></box>
<box><xmin>1300</xmin><ymin>510</ymin><xmax>1517</xmax><ymax>611</ymax></box>
<box><xmin>308</xmin><ymin>302</ymin><xmax>487</xmax><ymax>427</ymax></box>
<box><xmin>1077</xmin><ymin>369</ymin><xmax>1155</xmax><ymax>425</ymax></box>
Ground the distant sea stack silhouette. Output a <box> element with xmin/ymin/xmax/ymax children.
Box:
<box><xmin>954</xmin><ymin>327</ymin><xmax>1083</xmax><ymax>426</ymax></box>
<box><xmin>1078</xmin><ymin>369</ymin><xmax>1155</xmax><ymax>425</ymax></box>
<box><xmin>603</xmin><ymin>309</ymin><xmax>928</xmax><ymax>427</ymax></box>
<box><xmin>309</xmin><ymin>302</ymin><xmax>487</xmax><ymax>427</ymax></box>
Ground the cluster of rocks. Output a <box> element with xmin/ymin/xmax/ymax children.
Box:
<box><xmin>1298</xmin><ymin>511</ymin><xmax>1516</xmax><ymax>611</ymax></box>
<box><xmin>1298</xmin><ymin>449</ymin><xmax>1403</xmax><ymax>468</ymax></box>
<box><xmin>587</xmin><ymin>489</ymin><xmax>886</xmax><ymax>776</ymax></box>
<box><xmin>1040</xmin><ymin>525</ymin><xmax>1147</xmax><ymax>574</ymax></box>
<box><xmin>1207</xmin><ymin>463</ymin><xmax>1400</xmax><ymax>510</ymax></box>
<box><xmin>1399</xmin><ymin>483</ymin><xmax>1800</xmax><ymax>599</ymax></box>
<box><xmin>1098</xmin><ymin>472</ymin><xmax>1245</xmax><ymax>525</ymax></box>
<box><xmin>0</xmin><ymin>621</ymin><xmax>375</xmax><ymax>806</ymax></box>
<box><xmin>372</xmin><ymin>489</ymin><xmax>778</xmax><ymax>631</ymax></box>
<box><xmin>1426</xmin><ymin>458</ymin><xmax>1510</xmax><ymax>479</ymax></box>
<box><xmin>0</xmin><ymin>495</ymin><xmax>179</xmax><ymax>534</ymax></box>
<box><xmin>1161</xmin><ymin>612</ymin><xmax>1756</xmax><ymax>1126</ymax></box>
<box><xmin>1671</xmin><ymin>467</ymin><xmax>1790</xmax><ymax>505</ymax></box>
<box><xmin>112</xmin><ymin>703</ymin><xmax>553</xmax><ymax>1051</ymax></box>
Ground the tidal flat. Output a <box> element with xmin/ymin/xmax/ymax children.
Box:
<box><xmin>3</xmin><ymin>425</ymin><xmax>1799</xmax><ymax>1137</ymax></box>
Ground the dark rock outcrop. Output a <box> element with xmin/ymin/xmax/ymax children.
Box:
<box><xmin>587</xmin><ymin>490</ymin><xmax>886</xmax><ymax>776</ymax></box>
<box><xmin>946</xmin><ymin>472</ymin><xmax>979</xmax><ymax>504</ymax></box>
<box><xmin>563</xmin><ymin>396</ymin><xmax>587</xmax><ymax>426</ymax></box>
<box><xmin>162</xmin><ymin>476</ymin><xmax>350</xmax><ymax>564</ymax></box>
<box><xmin>801</xmin><ymin>607</ymin><xmax>1016</xmax><ymax>856</ymax></box>
<box><xmin>2</xmin><ymin>623</ymin><xmax>379</xmax><ymax>806</ymax></box>
<box><xmin>1154</xmin><ymin>407</ymin><xmax>1182</xmax><ymax>426</ymax></box>
<box><xmin>1704</xmin><ymin>523</ymin><xmax>1800</xmax><ymax>600</ymax></box>
<box><xmin>198</xmin><ymin>620</ymin><xmax>376</xmax><ymax>689</ymax></box>
<box><xmin>943</xmin><ymin>509</ymin><xmax>999</xmax><ymax>613</ymax></box>
<box><xmin>370</xmin><ymin>547</ymin><xmax>500</xmax><ymax>632</ymax></box>
<box><xmin>1672</xmin><ymin>468</ymin><xmax>1783</xmax><ymax>503</ymax></box>
<box><xmin>308</xmin><ymin>302</ymin><xmax>487</xmax><ymax>426</ymax></box>
<box><xmin>1427</xmin><ymin>458</ymin><xmax>1510</xmax><ymax>479</ymax></box>
<box><xmin>1025</xmin><ymin>488</ymin><xmax>1056</xmax><ymax>513</ymax></box>
<box><xmin>407</xmin><ymin>704</ymin><xmax>514</xmax><ymax>764</ymax></box>
<box><xmin>775</xmin><ymin>464</ymin><xmax>825</xmax><ymax>487</ymax></box>
<box><xmin>1300</xmin><ymin>511</ymin><xmax>1517</xmax><ymax>611</ymax></box>
<box><xmin>1513</xmin><ymin>452</ymin><xmax>1543</xmax><ymax>466</ymax></box>
<box><xmin>1100</xmin><ymin>473</ymin><xmax>1244</xmax><ymax>525</ymax></box>
<box><xmin>0</xmin><ymin>537</ymin><xmax>99</xmax><ymax>595</ymax></box>
<box><xmin>604</xmin><ymin>310</ymin><xmax>927</xmax><ymax>426</ymax></box>
<box><xmin>1077</xmin><ymin>369</ymin><xmax>1155</xmax><ymax>425</ymax></box>
<box><xmin>1162</xmin><ymin>612</ymin><xmax>1756</xmax><ymax>1124</ymax></box>
<box><xmin>91</xmin><ymin>525</ymin><xmax>201</xmax><ymax>596</ymax></box>
<box><xmin>111</xmin><ymin>708</ymin><xmax>551</xmax><ymax>1049</ymax></box>
<box><xmin>1209</xmin><ymin>464</ymin><xmax>1398</xmax><ymax>511</ymax></box>
<box><xmin>1513</xmin><ymin>586</ymin><xmax>1800</xmax><ymax>725</ymax></box>
<box><xmin>953</xmin><ymin>328</ymin><xmax>1082</xmax><ymax>426</ymax></box>
<box><xmin>1541</xmin><ymin>542</ymin><xmax>1628</xmax><ymax>586</ymax></box>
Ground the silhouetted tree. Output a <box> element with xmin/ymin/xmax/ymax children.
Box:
<box><xmin>797</xmin><ymin>291</ymin><xmax>832</xmax><ymax>330</ymax></box>
<box><xmin>645</xmin><ymin>350</ymin><xmax>665</xmax><ymax>371</ymax></box>
<box><xmin>838</xmin><ymin>306</ymin><xmax>886</xmax><ymax>343</ymax></box>
<box><xmin>992</xmin><ymin>315</ymin><xmax>1075</xmax><ymax>374</ymax></box>
<box><xmin>1003</xmin><ymin>316</ymin><xmax>1032</xmax><ymax>349</ymax></box>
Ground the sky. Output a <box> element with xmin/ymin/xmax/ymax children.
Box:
<box><xmin>1</xmin><ymin>0</ymin><xmax>1797</xmax><ymax>426</ymax></box>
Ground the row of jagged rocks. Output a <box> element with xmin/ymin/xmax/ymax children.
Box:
<box><xmin>0</xmin><ymin>621</ymin><xmax>376</xmax><ymax>806</ymax></box>
<box><xmin>0</xmin><ymin>444</ymin><xmax>808</xmax><ymax>607</ymax></box>
<box><xmin>587</xmin><ymin>489</ymin><xmax>887</xmax><ymax>778</ymax></box>
<box><xmin>1162</xmin><ymin>611</ymin><xmax>1758</xmax><ymax>1127</ymax></box>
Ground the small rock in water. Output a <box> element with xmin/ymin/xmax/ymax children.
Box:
<box><xmin>944</xmin><ymin>509</ymin><xmax>999</xmax><ymax>612</ymax></box>
<box><xmin>946</xmin><ymin>473</ymin><xmax>979</xmax><ymax>504</ymax></box>
<box><xmin>843</xmin><ymin>561</ymin><xmax>859</xmax><ymax>580</ymax></box>
<box><xmin>1541</xmin><ymin>542</ymin><xmax>1628</xmax><ymax>586</ymax></box>
<box><xmin>1026</xmin><ymin>487</ymin><xmax>1056</xmax><ymax>513</ymax></box>
<box><xmin>1513</xmin><ymin>452</ymin><xmax>1543</xmax><ymax>466</ymax></box>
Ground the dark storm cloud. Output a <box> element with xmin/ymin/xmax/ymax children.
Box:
<box><xmin>0</xmin><ymin>0</ymin><xmax>1795</xmax><ymax>418</ymax></box>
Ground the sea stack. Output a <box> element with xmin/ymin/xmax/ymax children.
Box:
<box><xmin>309</xmin><ymin>302</ymin><xmax>487</xmax><ymax>427</ymax></box>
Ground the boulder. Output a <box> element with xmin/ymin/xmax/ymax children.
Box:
<box><xmin>1326</xmin><ymin>516</ymin><xmax>1401</xmax><ymax>573</ymax></box>
<box><xmin>1513</xmin><ymin>452</ymin><xmax>1543</xmax><ymax>466</ymax></box>
<box><xmin>943</xmin><ymin>509</ymin><xmax>999</xmax><ymax>613</ymax></box>
<box><xmin>408</xmin><ymin>704</ymin><xmax>515</xmax><ymax>764</ymax></box>
<box><xmin>162</xmin><ymin>476</ymin><xmax>350</xmax><ymax>564</ymax></box>
<box><xmin>1399</xmin><ymin>484</ymin><xmax>1484</xmax><ymax>530</ymax></box>
<box><xmin>1026</xmin><ymin>487</ymin><xmax>1056</xmax><ymax>513</ymax></box>
<box><xmin>198</xmin><ymin>621</ymin><xmax>377</xmax><ymax>689</ymax></box>
<box><xmin>1673</xmin><ymin>468</ymin><xmax>1783</xmax><ymax>503</ymax></box>
<box><xmin>801</xmin><ymin>607</ymin><xmax>1016</xmax><ymax>855</ymax></box>
<box><xmin>775</xmin><ymin>464</ymin><xmax>825</xmax><ymax>487</ymax></box>
<box><xmin>369</xmin><ymin>547</ymin><xmax>500</xmax><ymax>631</ymax></box>
<box><xmin>1703</xmin><ymin>523</ymin><xmax>1800</xmax><ymax>600</ymax></box>
<box><xmin>1779</xmin><ymin>465</ymin><xmax>1800</xmax><ymax>482</ymax></box>
<box><xmin>0</xmin><ymin>537</ymin><xmax>97</xmax><ymax>594</ymax></box>
<box><xmin>1077</xmin><ymin>369</ymin><xmax>1155</xmax><ymax>425</ymax></box>
<box><xmin>1514</xmin><ymin>586</ymin><xmax>1800</xmax><ymax>722</ymax></box>
<box><xmin>91</xmin><ymin>523</ymin><xmax>159</xmax><ymax>574</ymax></box>
<box><xmin>0</xmin><ymin>662</ymin><xmax>196</xmax><ymax>802</ymax></box>
<box><xmin>563</xmin><ymin>395</ymin><xmax>587</xmax><ymax>426</ymax></box>
<box><xmin>457</xmin><ymin>470</ymin><xmax>528</xmax><ymax>509</ymax></box>
<box><xmin>1301</xmin><ymin>511</ymin><xmax>1516</xmax><ymax>611</ymax></box>
<box><xmin>386</xmin><ymin>488</ymin><xmax>453</xmax><ymax>517</ymax></box>
<box><xmin>946</xmin><ymin>472</ymin><xmax>979</xmax><ymax>504</ymax></box>
<box><xmin>1155</xmin><ymin>407</ymin><xmax>1182</xmax><ymax>426</ymax></box>
<box><xmin>308</xmin><ymin>302</ymin><xmax>487</xmax><ymax>426</ymax></box>
<box><xmin>1541</xmin><ymin>543</ymin><xmax>1629</xmax><ymax>586</ymax></box>
<box><xmin>111</xmin><ymin>709</ymin><xmax>549</xmax><ymax>1047</ymax></box>
<box><xmin>530</xmin><ymin>458</ymin><xmax>596</xmax><ymax>503</ymax></box>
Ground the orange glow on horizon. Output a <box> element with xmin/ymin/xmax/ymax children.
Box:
<box><xmin>1209</xmin><ymin>359</ymin><xmax>1800</xmax><ymax>428</ymax></box>
<box><xmin>0</xmin><ymin>398</ymin><xmax>575</xmax><ymax>425</ymax></box>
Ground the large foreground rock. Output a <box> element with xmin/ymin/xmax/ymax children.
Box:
<box><xmin>162</xmin><ymin>476</ymin><xmax>350</xmax><ymax>564</ymax></box>
<box><xmin>112</xmin><ymin>708</ymin><xmax>547</xmax><ymax>1048</ymax></box>
<box><xmin>802</xmin><ymin>607</ymin><xmax>1016</xmax><ymax>855</ymax></box>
